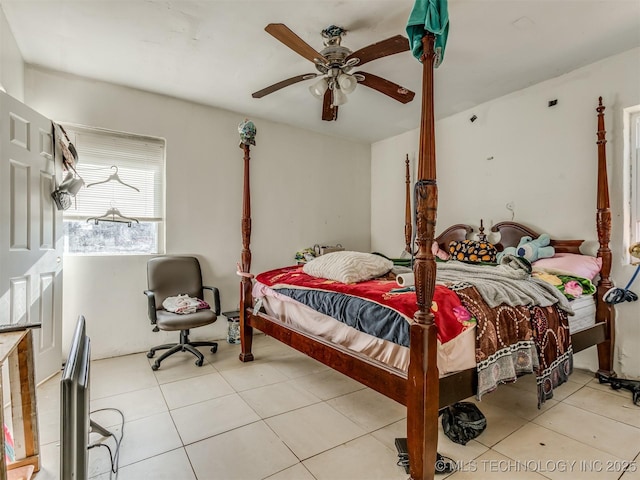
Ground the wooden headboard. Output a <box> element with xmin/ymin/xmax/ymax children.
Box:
<box><xmin>434</xmin><ymin>221</ymin><xmax>584</xmax><ymax>254</ymax></box>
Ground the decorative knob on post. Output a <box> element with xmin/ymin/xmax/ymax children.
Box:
<box><xmin>238</xmin><ymin>119</ymin><xmax>257</xmax><ymax>148</ymax></box>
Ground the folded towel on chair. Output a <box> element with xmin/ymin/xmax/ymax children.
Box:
<box><xmin>162</xmin><ymin>294</ymin><xmax>210</xmax><ymax>314</ymax></box>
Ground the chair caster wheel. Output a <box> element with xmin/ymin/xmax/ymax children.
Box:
<box><xmin>195</xmin><ymin>359</ymin><xmax>204</xmax><ymax>367</ymax></box>
<box><xmin>147</xmin><ymin>352</ymin><xmax>155</xmax><ymax>358</ymax></box>
<box><xmin>211</xmin><ymin>345</ymin><xmax>218</xmax><ymax>353</ymax></box>
<box><xmin>151</xmin><ymin>363</ymin><xmax>159</xmax><ymax>371</ymax></box>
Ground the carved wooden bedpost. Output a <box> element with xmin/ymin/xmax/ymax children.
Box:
<box><xmin>238</xmin><ymin>121</ymin><xmax>256</xmax><ymax>362</ymax></box>
<box><xmin>405</xmin><ymin>154</ymin><xmax>413</xmax><ymax>254</ymax></box>
<box><xmin>595</xmin><ymin>97</ymin><xmax>615</xmax><ymax>376</ymax></box>
<box><xmin>408</xmin><ymin>33</ymin><xmax>439</xmax><ymax>480</ymax></box>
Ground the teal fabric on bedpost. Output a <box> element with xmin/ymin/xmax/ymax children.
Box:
<box><xmin>406</xmin><ymin>0</ymin><xmax>449</xmax><ymax>66</ymax></box>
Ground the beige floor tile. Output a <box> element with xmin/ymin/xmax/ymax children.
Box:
<box><xmin>90</xmin><ymin>353</ymin><xmax>158</xmax><ymax>399</ymax></box>
<box><xmin>90</xmin><ymin>385</ymin><xmax>168</xmax><ymax>427</ymax></box>
<box><xmin>265</xmin><ymin>402</ymin><xmax>366</xmax><ymax>460</ymax></box>
<box><xmin>567</xmin><ymin>369</ymin><xmax>597</xmax><ymax>385</ymax></box>
<box><xmin>37</xmin><ymin>440</ymin><xmax>61</xmax><ymax>480</ymax></box>
<box><xmin>239</xmin><ymin>379</ymin><xmax>321</xmax><ymax>418</ymax></box>
<box><xmin>170</xmin><ymin>393</ymin><xmax>260</xmax><ymax>445</ymax></box>
<box><xmin>111</xmin><ymin>447</ymin><xmax>196</xmax><ymax>480</ymax></box>
<box><xmin>620</xmin><ymin>459</ymin><xmax>640</xmax><ymax>479</ymax></box>
<box><xmin>186</xmin><ymin>421</ymin><xmax>299</xmax><ymax>480</ymax></box>
<box><xmin>447</xmin><ymin>450</ymin><xmax>550</xmax><ymax>479</ymax></box>
<box><xmin>264</xmin><ymin>463</ymin><xmax>316</xmax><ymax>480</ymax></box>
<box><xmin>478</xmin><ymin>383</ymin><xmax>558</xmax><ymax>421</ymax></box>
<box><xmin>370</xmin><ymin>418</ymin><xmax>406</xmax><ymax>452</ymax></box>
<box><xmin>150</xmin><ymin>350</ymin><xmax>218</xmax><ymax>384</ymax></box>
<box><xmin>36</xmin><ymin>372</ymin><xmax>61</xmax><ymax>414</ymax></box>
<box><xmin>533</xmin><ymin>402</ymin><xmax>640</xmax><ymax>459</ymax></box>
<box><xmin>160</xmin><ymin>371</ymin><xmax>234</xmax><ymax>409</ymax></box>
<box><xmin>303</xmin><ymin>434</ymin><xmax>407</xmax><ymax>480</ymax></box>
<box><xmin>37</xmin><ymin>405</ymin><xmax>60</xmax><ymax>446</ymax></box>
<box><xmin>493</xmin><ymin>423</ymin><xmax>625</xmax><ymax>480</ymax></box>
<box><xmin>288</xmin><ymin>368</ymin><xmax>365</xmax><ymax>400</ymax></box>
<box><xmin>563</xmin><ymin>385</ymin><xmax>640</xmax><ymax>428</ymax></box>
<box><xmin>326</xmin><ymin>388</ymin><xmax>406</xmax><ymax>432</ymax></box>
<box><xmin>219</xmin><ymin>362</ymin><xmax>289</xmax><ymax>391</ymax></box>
<box><xmin>208</xmin><ymin>341</ymin><xmax>251</xmax><ymax>372</ymax></box>
<box><xmin>101</xmin><ymin>411</ymin><xmax>183</xmax><ymax>469</ymax></box>
<box><xmin>466</xmin><ymin>400</ymin><xmax>529</xmax><ymax>447</ymax></box>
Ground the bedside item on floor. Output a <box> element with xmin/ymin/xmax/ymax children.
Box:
<box><xmin>144</xmin><ymin>256</ymin><xmax>221</xmax><ymax>370</ymax></box>
<box><xmin>440</xmin><ymin>401</ymin><xmax>487</xmax><ymax>445</ymax></box>
<box><xmin>394</xmin><ymin>437</ymin><xmax>455</xmax><ymax>474</ymax></box>
<box><xmin>597</xmin><ymin>373</ymin><xmax>640</xmax><ymax>406</ymax></box>
<box><xmin>222</xmin><ymin>311</ymin><xmax>241</xmax><ymax>344</ymax></box>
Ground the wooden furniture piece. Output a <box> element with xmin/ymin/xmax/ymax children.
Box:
<box><xmin>0</xmin><ymin>329</ymin><xmax>39</xmax><ymax>480</ymax></box>
<box><xmin>237</xmin><ymin>33</ymin><xmax>614</xmax><ymax>480</ymax></box>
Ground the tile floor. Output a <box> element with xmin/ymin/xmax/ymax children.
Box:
<box><xmin>33</xmin><ymin>334</ymin><xmax>640</xmax><ymax>480</ymax></box>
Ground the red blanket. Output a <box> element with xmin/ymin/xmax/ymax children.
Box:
<box><xmin>256</xmin><ymin>266</ymin><xmax>468</xmax><ymax>344</ymax></box>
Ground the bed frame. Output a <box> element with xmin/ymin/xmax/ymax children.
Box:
<box><xmin>237</xmin><ymin>34</ymin><xmax>614</xmax><ymax>480</ymax></box>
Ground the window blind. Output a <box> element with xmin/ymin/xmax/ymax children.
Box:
<box><xmin>63</xmin><ymin>126</ymin><xmax>165</xmax><ymax>222</ymax></box>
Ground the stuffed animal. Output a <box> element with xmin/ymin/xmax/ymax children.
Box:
<box><xmin>497</xmin><ymin>234</ymin><xmax>555</xmax><ymax>263</ymax></box>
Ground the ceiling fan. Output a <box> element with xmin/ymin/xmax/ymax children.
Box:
<box><xmin>252</xmin><ymin>24</ymin><xmax>416</xmax><ymax>121</ymax></box>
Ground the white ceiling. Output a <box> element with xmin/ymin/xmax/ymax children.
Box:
<box><xmin>2</xmin><ymin>1</ymin><xmax>639</xmax><ymax>143</ymax></box>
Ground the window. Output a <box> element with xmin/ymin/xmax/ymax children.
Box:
<box><xmin>62</xmin><ymin>125</ymin><xmax>165</xmax><ymax>255</ymax></box>
<box><xmin>626</xmin><ymin>107</ymin><xmax>640</xmax><ymax>259</ymax></box>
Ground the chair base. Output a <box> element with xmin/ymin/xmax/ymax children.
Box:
<box><xmin>147</xmin><ymin>329</ymin><xmax>218</xmax><ymax>370</ymax></box>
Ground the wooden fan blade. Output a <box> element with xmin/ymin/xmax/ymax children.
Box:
<box><xmin>265</xmin><ymin>23</ymin><xmax>328</xmax><ymax>64</ymax></box>
<box><xmin>346</xmin><ymin>35</ymin><xmax>409</xmax><ymax>67</ymax></box>
<box><xmin>322</xmin><ymin>89</ymin><xmax>338</xmax><ymax>121</ymax></box>
<box><xmin>252</xmin><ymin>74</ymin><xmax>318</xmax><ymax>98</ymax></box>
<box><xmin>355</xmin><ymin>71</ymin><xmax>415</xmax><ymax>104</ymax></box>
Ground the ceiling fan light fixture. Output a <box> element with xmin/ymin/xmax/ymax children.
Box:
<box><xmin>332</xmin><ymin>87</ymin><xmax>348</xmax><ymax>107</ymax></box>
<box><xmin>309</xmin><ymin>77</ymin><xmax>329</xmax><ymax>99</ymax></box>
<box><xmin>337</xmin><ymin>73</ymin><xmax>357</xmax><ymax>94</ymax></box>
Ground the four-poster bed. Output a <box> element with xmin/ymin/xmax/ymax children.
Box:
<box><xmin>237</xmin><ymin>33</ymin><xmax>614</xmax><ymax>480</ymax></box>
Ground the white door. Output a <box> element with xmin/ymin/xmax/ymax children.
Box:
<box><xmin>0</xmin><ymin>91</ymin><xmax>63</xmax><ymax>384</ymax></box>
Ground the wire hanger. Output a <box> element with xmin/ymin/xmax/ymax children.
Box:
<box><xmin>87</xmin><ymin>203</ymin><xmax>139</xmax><ymax>227</ymax></box>
<box><xmin>86</xmin><ymin>165</ymin><xmax>140</xmax><ymax>192</ymax></box>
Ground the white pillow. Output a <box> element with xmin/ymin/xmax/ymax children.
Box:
<box><xmin>303</xmin><ymin>251</ymin><xmax>393</xmax><ymax>284</ymax></box>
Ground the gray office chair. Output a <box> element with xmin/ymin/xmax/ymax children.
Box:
<box><xmin>143</xmin><ymin>256</ymin><xmax>220</xmax><ymax>370</ymax></box>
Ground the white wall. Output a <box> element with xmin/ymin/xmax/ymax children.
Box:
<box><xmin>371</xmin><ymin>48</ymin><xmax>640</xmax><ymax>378</ymax></box>
<box><xmin>0</xmin><ymin>6</ymin><xmax>23</xmax><ymax>100</ymax></box>
<box><xmin>24</xmin><ymin>67</ymin><xmax>371</xmax><ymax>359</ymax></box>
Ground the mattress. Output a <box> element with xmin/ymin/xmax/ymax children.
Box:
<box><xmin>252</xmin><ymin>283</ymin><xmax>597</xmax><ymax>377</ymax></box>
<box><xmin>567</xmin><ymin>295</ymin><xmax>597</xmax><ymax>334</ymax></box>
<box><xmin>253</xmin><ymin>282</ymin><xmax>477</xmax><ymax>376</ymax></box>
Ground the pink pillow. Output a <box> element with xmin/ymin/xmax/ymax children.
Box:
<box><xmin>532</xmin><ymin>253</ymin><xmax>602</xmax><ymax>280</ymax></box>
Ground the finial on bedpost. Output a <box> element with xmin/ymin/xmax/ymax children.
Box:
<box><xmin>595</xmin><ymin>98</ymin><xmax>615</xmax><ymax>376</ymax></box>
<box><xmin>238</xmin><ymin>119</ymin><xmax>257</xmax><ymax>362</ymax></box>
<box><xmin>477</xmin><ymin>219</ymin><xmax>487</xmax><ymax>242</ymax></box>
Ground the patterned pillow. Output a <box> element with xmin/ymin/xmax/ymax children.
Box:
<box><xmin>303</xmin><ymin>251</ymin><xmax>393</xmax><ymax>284</ymax></box>
<box><xmin>449</xmin><ymin>240</ymin><xmax>497</xmax><ymax>263</ymax></box>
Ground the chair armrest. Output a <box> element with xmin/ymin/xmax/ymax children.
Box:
<box><xmin>143</xmin><ymin>290</ymin><xmax>158</xmax><ymax>324</ymax></box>
<box><xmin>202</xmin><ymin>286</ymin><xmax>221</xmax><ymax>315</ymax></box>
